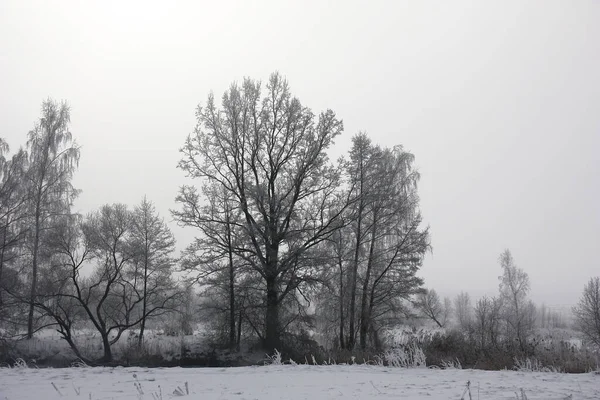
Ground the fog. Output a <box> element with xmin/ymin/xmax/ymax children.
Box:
<box><xmin>1</xmin><ymin>0</ymin><xmax>598</xmax><ymax>308</ymax></box>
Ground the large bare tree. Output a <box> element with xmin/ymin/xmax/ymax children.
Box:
<box><xmin>177</xmin><ymin>73</ymin><xmax>346</xmax><ymax>352</ymax></box>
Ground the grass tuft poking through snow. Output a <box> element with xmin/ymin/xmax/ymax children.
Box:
<box><xmin>265</xmin><ymin>348</ymin><xmax>283</xmax><ymax>365</ymax></box>
<box><xmin>513</xmin><ymin>357</ymin><xmax>563</xmax><ymax>373</ymax></box>
<box><xmin>376</xmin><ymin>343</ymin><xmax>426</xmax><ymax>368</ymax></box>
<box><xmin>440</xmin><ymin>358</ymin><xmax>462</xmax><ymax>370</ymax></box>
<box><xmin>459</xmin><ymin>380</ymin><xmax>472</xmax><ymax>400</ymax></box>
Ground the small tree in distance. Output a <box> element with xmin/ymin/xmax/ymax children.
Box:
<box><xmin>416</xmin><ymin>288</ymin><xmax>451</xmax><ymax>328</ymax></box>
<box><xmin>573</xmin><ymin>277</ymin><xmax>600</xmax><ymax>348</ymax></box>
<box><xmin>129</xmin><ymin>196</ymin><xmax>177</xmax><ymax>346</ymax></box>
<box><xmin>454</xmin><ymin>291</ymin><xmax>473</xmax><ymax>331</ymax></box>
<box><xmin>498</xmin><ymin>249</ymin><xmax>535</xmax><ymax>352</ymax></box>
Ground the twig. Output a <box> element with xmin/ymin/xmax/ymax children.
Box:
<box><xmin>51</xmin><ymin>382</ymin><xmax>63</xmax><ymax>397</ymax></box>
<box><xmin>461</xmin><ymin>381</ymin><xmax>472</xmax><ymax>400</ymax></box>
<box><xmin>370</xmin><ymin>380</ymin><xmax>382</xmax><ymax>394</ymax></box>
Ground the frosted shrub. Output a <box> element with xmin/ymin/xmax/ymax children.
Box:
<box><xmin>440</xmin><ymin>358</ymin><xmax>462</xmax><ymax>369</ymax></box>
<box><xmin>70</xmin><ymin>358</ymin><xmax>89</xmax><ymax>368</ymax></box>
<box><xmin>11</xmin><ymin>358</ymin><xmax>28</xmax><ymax>368</ymax></box>
<box><xmin>265</xmin><ymin>349</ymin><xmax>282</xmax><ymax>365</ymax></box>
<box><xmin>513</xmin><ymin>357</ymin><xmax>562</xmax><ymax>373</ymax></box>
<box><xmin>378</xmin><ymin>344</ymin><xmax>426</xmax><ymax>368</ymax></box>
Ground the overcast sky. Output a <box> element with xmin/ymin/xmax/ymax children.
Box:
<box><xmin>1</xmin><ymin>1</ymin><xmax>598</xmax><ymax>309</ymax></box>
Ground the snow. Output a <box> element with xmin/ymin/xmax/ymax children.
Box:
<box><xmin>1</xmin><ymin>365</ymin><xmax>598</xmax><ymax>399</ymax></box>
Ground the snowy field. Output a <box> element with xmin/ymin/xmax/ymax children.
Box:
<box><xmin>1</xmin><ymin>365</ymin><xmax>598</xmax><ymax>400</ymax></box>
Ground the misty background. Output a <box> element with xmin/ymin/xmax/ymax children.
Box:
<box><xmin>1</xmin><ymin>0</ymin><xmax>598</xmax><ymax>309</ymax></box>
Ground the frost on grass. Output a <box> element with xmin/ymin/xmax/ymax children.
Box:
<box><xmin>376</xmin><ymin>344</ymin><xmax>426</xmax><ymax>368</ymax></box>
<box><xmin>513</xmin><ymin>357</ymin><xmax>563</xmax><ymax>373</ymax></box>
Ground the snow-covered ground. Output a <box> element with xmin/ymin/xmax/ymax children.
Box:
<box><xmin>1</xmin><ymin>365</ymin><xmax>598</xmax><ymax>400</ymax></box>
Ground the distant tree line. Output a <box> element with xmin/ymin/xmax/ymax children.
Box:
<box><xmin>415</xmin><ymin>249</ymin><xmax>600</xmax><ymax>369</ymax></box>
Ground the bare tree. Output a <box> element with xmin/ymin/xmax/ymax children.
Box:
<box><xmin>443</xmin><ymin>296</ymin><xmax>453</xmax><ymax>327</ymax></box>
<box><xmin>33</xmin><ymin>219</ymin><xmax>91</xmax><ymax>361</ymax></box>
<box><xmin>416</xmin><ymin>289</ymin><xmax>448</xmax><ymax>328</ymax></box>
<box><xmin>573</xmin><ymin>277</ymin><xmax>600</xmax><ymax>348</ymax></box>
<box><xmin>177</xmin><ymin>73</ymin><xmax>346</xmax><ymax>352</ymax></box>
<box><xmin>129</xmin><ymin>196</ymin><xmax>177</xmax><ymax>346</ymax></box>
<box><xmin>454</xmin><ymin>291</ymin><xmax>473</xmax><ymax>331</ymax></box>
<box><xmin>174</xmin><ymin>182</ymin><xmax>246</xmax><ymax>349</ymax></box>
<box><xmin>498</xmin><ymin>249</ymin><xmax>534</xmax><ymax>352</ymax></box>
<box><xmin>473</xmin><ymin>296</ymin><xmax>502</xmax><ymax>349</ymax></box>
<box><xmin>314</xmin><ymin>135</ymin><xmax>429</xmax><ymax>350</ymax></box>
<box><xmin>34</xmin><ymin>205</ymin><xmax>179</xmax><ymax>362</ymax></box>
<box><xmin>0</xmin><ymin>140</ymin><xmax>29</xmax><ymax>323</ymax></box>
<box><xmin>358</xmin><ymin>145</ymin><xmax>429</xmax><ymax>349</ymax></box>
<box><xmin>345</xmin><ymin>133</ymin><xmax>378</xmax><ymax>349</ymax></box>
<box><xmin>328</xmin><ymin>221</ymin><xmax>352</xmax><ymax>349</ymax></box>
<box><xmin>24</xmin><ymin>99</ymin><xmax>80</xmax><ymax>338</ymax></box>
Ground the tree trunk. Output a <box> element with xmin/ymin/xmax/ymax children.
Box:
<box><xmin>228</xmin><ymin>262</ymin><xmax>236</xmax><ymax>349</ymax></box>
<box><xmin>347</xmin><ymin>204</ymin><xmax>363</xmax><ymax>350</ymax></box>
<box><xmin>338</xmin><ymin>252</ymin><xmax>345</xmax><ymax>350</ymax></box>
<box><xmin>61</xmin><ymin>331</ymin><xmax>90</xmax><ymax>364</ymax></box>
<box><xmin>138</xmin><ymin>256</ymin><xmax>148</xmax><ymax>347</ymax></box>
<box><xmin>227</xmin><ymin>215</ymin><xmax>236</xmax><ymax>350</ymax></box>
<box><xmin>359</xmin><ymin>214</ymin><xmax>377</xmax><ymax>349</ymax></box>
<box><xmin>236</xmin><ymin>308</ymin><xmax>242</xmax><ymax>351</ymax></box>
<box><xmin>265</xmin><ymin>274</ymin><xmax>280</xmax><ymax>353</ymax></box>
<box><xmin>0</xmin><ymin>224</ymin><xmax>7</xmax><ymax>307</ymax></box>
<box><xmin>27</xmin><ymin>204</ymin><xmax>42</xmax><ymax>339</ymax></box>
<box><xmin>101</xmin><ymin>333</ymin><xmax>113</xmax><ymax>363</ymax></box>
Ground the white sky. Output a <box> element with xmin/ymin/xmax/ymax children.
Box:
<box><xmin>1</xmin><ymin>0</ymin><xmax>598</xmax><ymax>308</ymax></box>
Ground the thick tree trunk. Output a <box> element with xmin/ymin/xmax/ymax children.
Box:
<box><xmin>101</xmin><ymin>333</ymin><xmax>113</xmax><ymax>363</ymax></box>
<box><xmin>61</xmin><ymin>332</ymin><xmax>90</xmax><ymax>364</ymax></box>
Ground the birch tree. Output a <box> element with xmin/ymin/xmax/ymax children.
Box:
<box><xmin>0</xmin><ymin>140</ymin><xmax>29</xmax><ymax>329</ymax></box>
<box><xmin>316</xmin><ymin>135</ymin><xmax>429</xmax><ymax>350</ymax></box>
<box><xmin>24</xmin><ymin>99</ymin><xmax>80</xmax><ymax>338</ymax></box>
<box><xmin>498</xmin><ymin>249</ymin><xmax>535</xmax><ymax>352</ymax></box>
<box><xmin>357</xmin><ymin>145</ymin><xmax>429</xmax><ymax>349</ymax></box>
<box><xmin>344</xmin><ymin>133</ymin><xmax>379</xmax><ymax>349</ymax></box>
